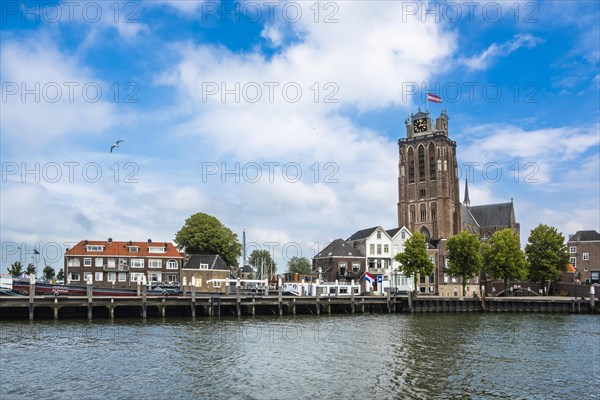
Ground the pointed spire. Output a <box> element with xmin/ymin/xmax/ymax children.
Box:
<box><xmin>464</xmin><ymin>178</ymin><xmax>471</xmax><ymax>207</ymax></box>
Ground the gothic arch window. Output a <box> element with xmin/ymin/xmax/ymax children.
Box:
<box><xmin>420</xmin><ymin>226</ymin><xmax>431</xmax><ymax>242</ymax></box>
<box><xmin>420</xmin><ymin>203</ymin><xmax>427</xmax><ymax>222</ymax></box>
<box><xmin>410</xmin><ymin>205</ymin><xmax>416</xmax><ymax>223</ymax></box>
<box><xmin>408</xmin><ymin>147</ymin><xmax>415</xmax><ymax>183</ymax></box>
<box><xmin>430</xmin><ymin>203</ymin><xmax>437</xmax><ymax>221</ymax></box>
<box><xmin>429</xmin><ymin>143</ymin><xmax>436</xmax><ymax>180</ymax></box>
<box><xmin>418</xmin><ymin>145</ymin><xmax>425</xmax><ymax>182</ymax></box>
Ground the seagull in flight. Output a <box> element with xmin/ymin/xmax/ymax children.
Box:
<box><xmin>110</xmin><ymin>140</ymin><xmax>124</xmax><ymax>153</ymax></box>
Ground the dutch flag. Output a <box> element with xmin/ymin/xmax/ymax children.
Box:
<box><xmin>364</xmin><ymin>272</ymin><xmax>375</xmax><ymax>284</ymax></box>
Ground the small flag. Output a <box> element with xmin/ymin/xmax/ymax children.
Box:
<box><xmin>34</xmin><ymin>249</ymin><xmax>40</xmax><ymax>255</ymax></box>
<box><xmin>427</xmin><ymin>93</ymin><xmax>442</xmax><ymax>103</ymax></box>
<box><xmin>364</xmin><ymin>272</ymin><xmax>375</xmax><ymax>284</ymax></box>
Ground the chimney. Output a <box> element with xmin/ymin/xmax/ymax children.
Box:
<box><xmin>108</xmin><ymin>237</ymin><xmax>113</xmax><ymax>242</ymax></box>
<box><xmin>147</xmin><ymin>239</ymin><xmax>152</xmax><ymax>244</ymax></box>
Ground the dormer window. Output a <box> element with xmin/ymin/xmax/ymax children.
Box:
<box><xmin>128</xmin><ymin>246</ymin><xmax>139</xmax><ymax>253</ymax></box>
<box><xmin>86</xmin><ymin>245</ymin><xmax>104</xmax><ymax>252</ymax></box>
<box><xmin>149</xmin><ymin>247</ymin><xmax>166</xmax><ymax>253</ymax></box>
<box><xmin>199</xmin><ymin>263</ymin><xmax>209</xmax><ymax>270</ymax></box>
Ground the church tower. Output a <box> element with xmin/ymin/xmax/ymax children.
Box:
<box><xmin>397</xmin><ymin>109</ymin><xmax>461</xmax><ymax>241</ymax></box>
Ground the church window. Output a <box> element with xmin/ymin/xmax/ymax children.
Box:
<box><xmin>429</xmin><ymin>143</ymin><xmax>436</xmax><ymax>180</ymax></box>
<box><xmin>408</xmin><ymin>148</ymin><xmax>415</xmax><ymax>183</ymax></box>
<box><xmin>431</xmin><ymin>204</ymin><xmax>436</xmax><ymax>221</ymax></box>
<box><xmin>419</xmin><ymin>189</ymin><xmax>426</xmax><ymax>198</ymax></box>
<box><xmin>420</xmin><ymin>204</ymin><xmax>427</xmax><ymax>222</ymax></box>
<box><xmin>410</xmin><ymin>206</ymin><xmax>416</xmax><ymax>223</ymax></box>
<box><xmin>418</xmin><ymin>145</ymin><xmax>425</xmax><ymax>182</ymax></box>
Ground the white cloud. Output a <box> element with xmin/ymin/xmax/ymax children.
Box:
<box><xmin>461</xmin><ymin>34</ymin><xmax>544</xmax><ymax>71</ymax></box>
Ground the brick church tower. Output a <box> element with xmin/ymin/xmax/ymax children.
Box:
<box><xmin>397</xmin><ymin>108</ymin><xmax>461</xmax><ymax>241</ymax></box>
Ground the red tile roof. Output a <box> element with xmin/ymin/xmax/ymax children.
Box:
<box><xmin>65</xmin><ymin>240</ymin><xmax>183</xmax><ymax>258</ymax></box>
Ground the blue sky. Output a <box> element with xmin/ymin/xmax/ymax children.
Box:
<box><xmin>1</xmin><ymin>0</ymin><xmax>599</xmax><ymax>274</ymax></box>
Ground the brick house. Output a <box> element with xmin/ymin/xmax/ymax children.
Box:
<box><xmin>64</xmin><ymin>239</ymin><xmax>184</xmax><ymax>288</ymax></box>
<box><xmin>567</xmin><ymin>230</ymin><xmax>600</xmax><ymax>284</ymax></box>
<box><xmin>313</xmin><ymin>239</ymin><xmax>366</xmax><ymax>290</ymax></box>
<box><xmin>181</xmin><ymin>254</ymin><xmax>231</xmax><ymax>294</ymax></box>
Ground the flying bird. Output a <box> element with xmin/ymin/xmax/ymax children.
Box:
<box><xmin>110</xmin><ymin>140</ymin><xmax>124</xmax><ymax>153</ymax></box>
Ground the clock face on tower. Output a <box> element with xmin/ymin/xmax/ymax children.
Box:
<box><xmin>413</xmin><ymin>118</ymin><xmax>427</xmax><ymax>133</ymax></box>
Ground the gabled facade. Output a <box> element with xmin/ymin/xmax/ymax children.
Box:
<box><xmin>64</xmin><ymin>239</ymin><xmax>183</xmax><ymax>288</ymax></box>
<box><xmin>313</xmin><ymin>239</ymin><xmax>366</xmax><ymax>290</ymax></box>
<box><xmin>567</xmin><ymin>230</ymin><xmax>600</xmax><ymax>284</ymax></box>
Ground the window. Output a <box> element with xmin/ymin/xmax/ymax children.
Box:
<box><xmin>83</xmin><ymin>272</ymin><xmax>92</xmax><ymax>282</ymax></box>
<box><xmin>570</xmin><ymin>257</ymin><xmax>576</xmax><ymax>267</ymax></box>
<box><xmin>167</xmin><ymin>260</ymin><xmax>178</xmax><ymax>269</ymax></box>
<box><xmin>85</xmin><ymin>245</ymin><xmax>104</xmax><ymax>252</ymax></box>
<box><xmin>451</xmin><ymin>277</ymin><xmax>458</xmax><ymax>284</ymax></box>
<box><xmin>128</xmin><ymin>246</ymin><xmax>139</xmax><ymax>253</ymax></box>
<box><xmin>418</xmin><ymin>145</ymin><xmax>425</xmax><ymax>182</ymax></box>
<box><xmin>419</xmin><ymin>189</ymin><xmax>426</xmax><ymax>198</ymax></box>
<box><xmin>429</xmin><ymin>273</ymin><xmax>435</xmax><ymax>284</ymax></box>
<box><xmin>569</xmin><ymin>246</ymin><xmax>577</xmax><ymax>253</ymax></box>
<box><xmin>377</xmin><ymin>244</ymin><xmax>382</xmax><ymax>255</ymax></box>
<box><xmin>107</xmin><ymin>272</ymin><xmax>116</xmax><ymax>282</ymax></box>
<box><xmin>83</xmin><ymin>258</ymin><xmax>92</xmax><ymax>267</ymax></box>
<box><xmin>369</xmin><ymin>244</ymin><xmax>375</xmax><ymax>255</ymax></box>
<box><xmin>148</xmin><ymin>259</ymin><xmax>162</xmax><ymax>268</ymax></box>
<box><xmin>591</xmin><ymin>271</ymin><xmax>600</xmax><ymax>283</ymax></box>
<box><xmin>420</xmin><ymin>204</ymin><xmax>427</xmax><ymax>222</ymax></box>
<box><xmin>148</xmin><ymin>273</ymin><xmax>161</xmax><ymax>283</ymax></box>
<box><xmin>444</xmin><ymin>275</ymin><xmax>449</xmax><ymax>283</ymax></box>
<box><xmin>199</xmin><ymin>263</ymin><xmax>209</xmax><ymax>270</ymax></box>
<box><xmin>431</xmin><ymin>204</ymin><xmax>436</xmax><ymax>221</ymax></box>
<box><xmin>401</xmin><ymin>231</ymin><xmax>406</xmax><ymax>239</ymax></box>
<box><xmin>429</xmin><ymin>143</ymin><xmax>436</xmax><ymax>180</ymax></box>
<box><xmin>118</xmin><ymin>258</ymin><xmax>128</xmax><ymax>269</ymax></box>
<box><xmin>339</xmin><ymin>287</ymin><xmax>348</xmax><ymax>294</ymax></box>
<box><xmin>118</xmin><ymin>273</ymin><xmax>127</xmax><ymax>282</ymax></box>
<box><xmin>131</xmin><ymin>258</ymin><xmax>144</xmax><ymax>268</ymax></box>
<box><xmin>67</xmin><ymin>258</ymin><xmax>80</xmax><ymax>267</ymax></box>
<box><xmin>69</xmin><ymin>273</ymin><xmax>80</xmax><ymax>281</ymax></box>
<box><xmin>352</xmin><ymin>263</ymin><xmax>360</xmax><ymax>272</ymax></box>
<box><xmin>149</xmin><ymin>247</ymin><xmax>166</xmax><ymax>253</ymax></box>
<box><xmin>213</xmin><ymin>281</ymin><xmax>222</xmax><ymax>288</ymax></box>
<box><xmin>420</xmin><ymin>275</ymin><xmax>425</xmax><ymax>284</ymax></box>
<box><xmin>583</xmin><ymin>253</ymin><xmax>589</xmax><ymax>261</ymax></box>
<box><xmin>166</xmin><ymin>274</ymin><xmax>178</xmax><ymax>283</ymax></box>
<box><xmin>410</xmin><ymin>206</ymin><xmax>416</xmax><ymax>223</ymax></box>
<box><xmin>131</xmin><ymin>273</ymin><xmax>144</xmax><ymax>283</ymax></box>
<box><xmin>408</xmin><ymin>148</ymin><xmax>415</xmax><ymax>183</ymax></box>
<box><xmin>339</xmin><ymin>262</ymin><xmax>347</xmax><ymax>276</ymax></box>
<box><xmin>107</xmin><ymin>258</ymin><xmax>116</xmax><ymax>268</ymax></box>
<box><xmin>377</xmin><ymin>230</ymin><xmax>381</xmax><ymax>239</ymax></box>
<box><xmin>95</xmin><ymin>272</ymin><xmax>103</xmax><ymax>282</ymax></box>
<box><xmin>95</xmin><ymin>258</ymin><xmax>103</xmax><ymax>267</ymax></box>
<box><xmin>384</xmin><ymin>244</ymin><xmax>389</xmax><ymax>254</ymax></box>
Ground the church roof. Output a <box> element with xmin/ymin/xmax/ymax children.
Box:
<box><xmin>315</xmin><ymin>239</ymin><xmax>364</xmax><ymax>258</ymax></box>
<box><xmin>568</xmin><ymin>230</ymin><xmax>600</xmax><ymax>242</ymax></box>
<box><xmin>468</xmin><ymin>202</ymin><xmax>514</xmax><ymax>228</ymax></box>
<box><xmin>461</xmin><ymin>204</ymin><xmax>479</xmax><ymax>227</ymax></box>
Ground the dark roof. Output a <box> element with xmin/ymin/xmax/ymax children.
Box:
<box><xmin>461</xmin><ymin>204</ymin><xmax>479</xmax><ymax>228</ymax></box>
<box><xmin>468</xmin><ymin>202</ymin><xmax>513</xmax><ymax>228</ymax></box>
<box><xmin>183</xmin><ymin>254</ymin><xmax>228</xmax><ymax>270</ymax></box>
<box><xmin>569</xmin><ymin>230</ymin><xmax>600</xmax><ymax>242</ymax></box>
<box><xmin>240</xmin><ymin>265</ymin><xmax>254</xmax><ymax>273</ymax></box>
<box><xmin>386</xmin><ymin>228</ymin><xmax>401</xmax><ymax>237</ymax></box>
<box><xmin>315</xmin><ymin>239</ymin><xmax>365</xmax><ymax>258</ymax></box>
<box><xmin>347</xmin><ymin>227</ymin><xmax>379</xmax><ymax>241</ymax></box>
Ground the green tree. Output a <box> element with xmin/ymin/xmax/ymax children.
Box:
<box><xmin>43</xmin><ymin>266</ymin><xmax>56</xmax><ymax>281</ymax></box>
<box><xmin>175</xmin><ymin>212</ymin><xmax>242</xmax><ymax>267</ymax></box>
<box><xmin>446</xmin><ymin>231</ymin><xmax>483</xmax><ymax>296</ymax></box>
<box><xmin>26</xmin><ymin>263</ymin><xmax>36</xmax><ymax>276</ymax></box>
<box><xmin>525</xmin><ymin>224</ymin><xmax>569</xmax><ymax>294</ymax></box>
<box><xmin>56</xmin><ymin>269</ymin><xmax>64</xmax><ymax>281</ymax></box>
<box><xmin>395</xmin><ymin>231</ymin><xmax>435</xmax><ymax>293</ymax></box>
<box><xmin>287</xmin><ymin>256</ymin><xmax>312</xmax><ymax>275</ymax></box>
<box><xmin>483</xmin><ymin>228</ymin><xmax>527</xmax><ymax>296</ymax></box>
<box><xmin>248</xmin><ymin>249</ymin><xmax>277</xmax><ymax>278</ymax></box>
<box><xmin>7</xmin><ymin>261</ymin><xmax>23</xmax><ymax>277</ymax></box>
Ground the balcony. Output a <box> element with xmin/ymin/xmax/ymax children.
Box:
<box><xmin>367</xmin><ymin>268</ymin><xmax>390</xmax><ymax>275</ymax></box>
<box><xmin>103</xmin><ymin>265</ymin><xmax>129</xmax><ymax>272</ymax></box>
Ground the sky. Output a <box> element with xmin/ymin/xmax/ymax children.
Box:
<box><xmin>1</xmin><ymin>0</ymin><xmax>599</xmax><ymax>275</ymax></box>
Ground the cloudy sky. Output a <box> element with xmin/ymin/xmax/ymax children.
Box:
<box><xmin>1</xmin><ymin>0</ymin><xmax>599</xmax><ymax>274</ymax></box>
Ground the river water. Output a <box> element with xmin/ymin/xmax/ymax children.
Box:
<box><xmin>1</xmin><ymin>314</ymin><xmax>599</xmax><ymax>400</ymax></box>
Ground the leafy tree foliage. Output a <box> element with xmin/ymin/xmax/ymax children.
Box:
<box><xmin>525</xmin><ymin>224</ymin><xmax>569</xmax><ymax>294</ymax></box>
<box><xmin>56</xmin><ymin>269</ymin><xmax>64</xmax><ymax>281</ymax></box>
<box><xmin>175</xmin><ymin>212</ymin><xmax>242</xmax><ymax>267</ymax></box>
<box><xmin>7</xmin><ymin>261</ymin><xmax>23</xmax><ymax>277</ymax></box>
<box><xmin>248</xmin><ymin>249</ymin><xmax>277</xmax><ymax>278</ymax></box>
<box><xmin>483</xmin><ymin>228</ymin><xmax>527</xmax><ymax>296</ymax></box>
<box><xmin>446</xmin><ymin>231</ymin><xmax>483</xmax><ymax>296</ymax></box>
<box><xmin>43</xmin><ymin>266</ymin><xmax>56</xmax><ymax>281</ymax></box>
<box><xmin>26</xmin><ymin>263</ymin><xmax>36</xmax><ymax>276</ymax></box>
<box><xmin>394</xmin><ymin>231</ymin><xmax>434</xmax><ymax>292</ymax></box>
<box><xmin>287</xmin><ymin>256</ymin><xmax>312</xmax><ymax>275</ymax></box>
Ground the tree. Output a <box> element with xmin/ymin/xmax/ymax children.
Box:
<box><xmin>287</xmin><ymin>256</ymin><xmax>312</xmax><ymax>275</ymax></box>
<box><xmin>446</xmin><ymin>231</ymin><xmax>483</xmax><ymax>297</ymax></box>
<box><xmin>175</xmin><ymin>212</ymin><xmax>242</xmax><ymax>267</ymax></box>
<box><xmin>395</xmin><ymin>231</ymin><xmax>435</xmax><ymax>293</ymax></box>
<box><xmin>525</xmin><ymin>224</ymin><xmax>569</xmax><ymax>294</ymax></box>
<box><xmin>26</xmin><ymin>263</ymin><xmax>36</xmax><ymax>276</ymax></box>
<box><xmin>248</xmin><ymin>249</ymin><xmax>277</xmax><ymax>278</ymax></box>
<box><xmin>43</xmin><ymin>266</ymin><xmax>56</xmax><ymax>281</ymax></box>
<box><xmin>7</xmin><ymin>261</ymin><xmax>23</xmax><ymax>277</ymax></box>
<box><xmin>56</xmin><ymin>269</ymin><xmax>64</xmax><ymax>281</ymax></box>
<box><xmin>483</xmin><ymin>228</ymin><xmax>527</xmax><ymax>296</ymax></box>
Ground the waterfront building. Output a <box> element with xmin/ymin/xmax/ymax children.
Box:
<box><xmin>181</xmin><ymin>254</ymin><xmax>230</xmax><ymax>293</ymax></box>
<box><xmin>567</xmin><ymin>230</ymin><xmax>600</xmax><ymax>284</ymax></box>
<box><xmin>313</xmin><ymin>238</ymin><xmax>366</xmax><ymax>291</ymax></box>
<box><xmin>64</xmin><ymin>239</ymin><xmax>183</xmax><ymax>288</ymax></box>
